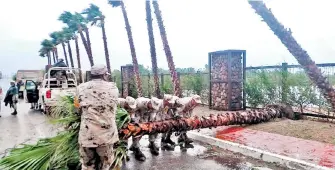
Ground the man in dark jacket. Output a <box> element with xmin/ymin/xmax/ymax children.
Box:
<box><xmin>4</xmin><ymin>81</ymin><xmax>18</xmax><ymax>115</ymax></box>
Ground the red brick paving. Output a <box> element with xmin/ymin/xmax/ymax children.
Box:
<box><xmin>198</xmin><ymin>126</ymin><xmax>335</xmax><ymax>168</ymax></box>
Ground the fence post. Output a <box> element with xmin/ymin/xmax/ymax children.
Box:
<box><xmin>281</xmin><ymin>62</ymin><xmax>288</xmax><ymax>103</ymax></box>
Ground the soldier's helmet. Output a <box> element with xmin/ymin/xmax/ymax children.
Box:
<box><xmin>91</xmin><ymin>64</ymin><xmax>110</xmax><ymax>75</ymax></box>
<box><xmin>151</xmin><ymin>97</ymin><xmax>163</xmax><ymax>110</ymax></box>
<box><xmin>125</xmin><ymin>96</ymin><xmax>136</xmax><ymax>109</ymax></box>
<box><xmin>163</xmin><ymin>94</ymin><xmax>177</xmax><ymax>105</ymax></box>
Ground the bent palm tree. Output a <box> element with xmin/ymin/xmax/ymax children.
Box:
<box><xmin>74</xmin><ymin>35</ymin><xmax>83</xmax><ymax>83</ymax></box>
<box><xmin>49</xmin><ymin>32</ymin><xmax>60</xmax><ymax>62</ymax></box>
<box><xmin>41</xmin><ymin>39</ymin><xmax>54</xmax><ymax>65</ymax></box>
<box><xmin>108</xmin><ymin>0</ymin><xmax>143</xmax><ymax>97</ymax></box>
<box><xmin>82</xmin><ymin>4</ymin><xmax>112</xmax><ymax>75</ymax></box>
<box><xmin>146</xmin><ymin>0</ymin><xmax>161</xmax><ymax>98</ymax></box>
<box><xmin>248</xmin><ymin>1</ymin><xmax>335</xmax><ymax>111</ymax></box>
<box><xmin>63</xmin><ymin>27</ymin><xmax>75</xmax><ymax>68</ymax></box>
<box><xmin>51</xmin><ymin>30</ymin><xmax>69</xmax><ymax>66</ymax></box>
<box><xmin>59</xmin><ymin>11</ymin><xmax>94</xmax><ymax>66</ymax></box>
<box><xmin>152</xmin><ymin>1</ymin><xmax>181</xmax><ymax>97</ymax></box>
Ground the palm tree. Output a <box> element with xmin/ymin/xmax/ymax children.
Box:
<box><xmin>59</xmin><ymin>11</ymin><xmax>94</xmax><ymax>66</ymax></box>
<box><xmin>82</xmin><ymin>3</ymin><xmax>112</xmax><ymax>75</ymax></box>
<box><xmin>50</xmin><ymin>31</ymin><xmax>69</xmax><ymax>66</ymax></box>
<box><xmin>74</xmin><ymin>35</ymin><xmax>83</xmax><ymax>83</ymax></box>
<box><xmin>50</xmin><ymin>31</ymin><xmax>62</xmax><ymax>62</ymax></box>
<box><xmin>119</xmin><ymin>108</ymin><xmax>287</xmax><ymax>139</ymax></box>
<box><xmin>152</xmin><ymin>1</ymin><xmax>181</xmax><ymax>97</ymax></box>
<box><xmin>41</xmin><ymin>39</ymin><xmax>54</xmax><ymax>65</ymax></box>
<box><xmin>38</xmin><ymin>48</ymin><xmax>49</xmax><ymax>65</ymax></box>
<box><xmin>108</xmin><ymin>0</ymin><xmax>143</xmax><ymax>96</ymax></box>
<box><xmin>62</xmin><ymin>27</ymin><xmax>75</xmax><ymax>68</ymax></box>
<box><xmin>146</xmin><ymin>0</ymin><xmax>161</xmax><ymax>98</ymax></box>
<box><xmin>248</xmin><ymin>1</ymin><xmax>335</xmax><ymax>111</ymax></box>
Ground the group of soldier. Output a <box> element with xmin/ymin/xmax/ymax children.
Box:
<box><xmin>76</xmin><ymin>64</ymin><xmax>202</xmax><ymax>170</ymax></box>
<box><xmin>118</xmin><ymin>93</ymin><xmax>202</xmax><ymax>161</ymax></box>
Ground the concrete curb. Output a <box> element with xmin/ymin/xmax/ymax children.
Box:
<box><xmin>188</xmin><ymin>131</ymin><xmax>332</xmax><ymax>170</ymax></box>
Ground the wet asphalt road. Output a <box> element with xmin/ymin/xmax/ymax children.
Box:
<box><xmin>0</xmin><ymin>79</ymin><xmax>285</xmax><ymax>170</ymax></box>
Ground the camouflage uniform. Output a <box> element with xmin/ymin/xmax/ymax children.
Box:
<box><xmin>129</xmin><ymin>97</ymin><xmax>158</xmax><ymax>161</ymax></box>
<box><xmin>117</xmin><ymin>96</ymin><xmax>136</xmax><ymax>161</ymax></box>
<box><xmin>77</xmin><ymin>65</ymin><xmax>119</xmax><ymax>170</ymax></box>
<box><xmin>7</xmin><ymin>82</ymin><xmax>18</xmax><ymax>115</ymax></box>
<box><xmin>160</xmin><ymin>94</ymin><xmax>180</xmax><ymax>150</ymax></box>
<box><xmin>175</xmin><ymin>95</ymin><xmax>202</xmax><ymax>151</ymax></box>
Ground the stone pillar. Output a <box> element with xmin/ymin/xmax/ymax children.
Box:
<box><xmin>121</xmin><ymin>64</ymin><xmax>135</xmax><ymax>98</ymax></box>
<box><xmin>209</xmin><ymin>50</ymin><xmax>245</xmax><ymax>111</ymax></box>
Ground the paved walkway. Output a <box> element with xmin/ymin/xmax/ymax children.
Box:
<box><xmin>198</xmin><ymin>126</ymin><xmax>335</xmax><ymax>168</ymax></box>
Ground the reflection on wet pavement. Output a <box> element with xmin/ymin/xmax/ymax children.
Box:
<box><xmin>122</xmin><ymin>136</ymin><xmax>286</xmax><ymax>170</ymax></box>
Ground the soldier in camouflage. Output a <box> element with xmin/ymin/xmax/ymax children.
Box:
<box><xmin>77</xmin><ymin>64</ymin><xmax>119</xmax><ymax>170</ymax></box>
<box><xmin>117</xmin><ymin>96</ymin><xmax>136</xmax><ymax>161</ymax></box>
<box><xmin>175</xmin><ymin>95</ymin><xmax>202</xmax><ymax>151</ymax></box>
<box><xmin>160</xmin><ymin>94</ymin><xmax>180</xmax><ymax>151</ymax></box>
<box><xmin>129</xmin><ymin>97</ymin><xmax>159</xmax><ymax>161</ymax></box>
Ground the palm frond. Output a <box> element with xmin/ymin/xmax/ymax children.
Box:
<box><xmin>0</xmin><ymin>96</ymin><xmax>130</xmax><ymax>170</ymax></box>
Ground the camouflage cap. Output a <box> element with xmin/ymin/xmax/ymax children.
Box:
<box><xmin>91</xmin><ymin>64</ymin><xmax>110</xmax><ymax>75</ymax></box>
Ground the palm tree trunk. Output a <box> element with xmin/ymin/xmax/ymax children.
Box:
<box><xmin>84</xmin><ymin>27</ymin><xmax>93</xmax><ymax>62</ymax></box>
<box><xmin>119</xmin><ymin>108</ymin><xmax>283</xmax><ymax>139</ymax></box>
<box><xmin>74</xmin><ymin>36</ymin><xmax>83</xmax><ymax>83</ymax></box>
<box><xmin>101</xmin><ymin>18</ymin><xmax>112</xmax><ymax>77</ymax></box>
<box><xmin>248</xmin><ymin>1</ymin><xmax>335</xmax><ymax>111</ymax></box>
<box><xmin>54</xmin><ymin>48</ymin><xmax>59</xmax><ymax>62</ymax></box>
<box><xmin>78</xmin><ymin>28</ymin><xmax>94</xmax><ymax>66</ymax></box>
<box><xmin>52</xmin><ymin>51</ymin><xmax>56</xmax><ymax>64</ymax></box>
<box><xmin>146</xmin><ymin>0</ymin><xmax>161</xmax><ymax>98</ymax></box>
<box><xmin>152</xmin><ymin>1</ymin><xmax>181</xmax><ymax>97</ymax></box>
<box><xmin>67</xmin><ymin>41</ymin><xmax>74</xmax><ymax>68</ymax></box>
<box><xmin>120</xmin><ymin>1</ymin><xmax>143</xmax><ymax>97</ymax></box>
<box><xmin>61</xmin><ymin>42</ymin><xmax>69</xmax><ymax>66</ymax></box>
<box><xmin>47</xmin><ymin>52</ymin><xmax>51</xmax><ymax>65</ymax></box>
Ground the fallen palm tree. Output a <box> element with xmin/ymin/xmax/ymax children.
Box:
<box><xmin>0</xmin><ymin>95</ymin><xmax>294</xmax><ymax>170</ymax></box>
<box><xmin>119</xmin><ymin>106</ymin><xmax>294</xmax><ymax>139</ymax></box>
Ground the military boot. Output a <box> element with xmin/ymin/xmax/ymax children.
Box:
<box><xmin>133</xmin><ymin>148</ymin><xmax>146</xmax><ymax>161</ymax></box>
<box><xmin>11</xmin><ymin>110</ymin><xmax>17</xmax><ymax>115</ymax></box>
<box><xmin>148</xmin><ymin>142</ymin><xmax>159</xmax><ymax>156</ymax></box>
<box><xmin>184</xmin><ymin>133</ymin><xmax>194</xmax><ymax>144</ymax></box>
<box><xmin>165</xmin><ymin>133</ymin><xmax>176</xmax><ymax>146</ymax></box>
<box><xmin>161</xmin><ymin>138</ymin><xmax>175</xmax><ymax>151</ymax></box>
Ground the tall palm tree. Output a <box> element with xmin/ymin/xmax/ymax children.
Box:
<box><xmin>146</xmin><ymin>0</ymin><xmax>161</xmax><ymax>98</ymax></box>
<box><xmin>248</xmin><ymin>1</ymin><xmax>335</xmax><ymax>111</ymax></box>
<box><xmin>152</xmin><ymin>1</ymin><xmax>181</xmax><ymax>97</ymax></box>
<box><xmin>62</xmin><ymin>27</ymin><xmax>75</xmax><ymax>68</ymax></box>
<box><xmin>74</xmin><ymin>35</ymin><xmax>83</xmax><ymax>83</ymax></box>
<box><xmin>38</xmin><ymin>47</ymin><xmax>49</xmax><ymax>65</ymax></box>
<box><xmin>50</xmin><ymin>31</ymin><xmax>62</xmax><ymax>62</ymax></box>
<box><xmin>108</xmin><ymin>0</ymin><xmax>143</xmax><ymax>97</ymax></box>
<box><xmin>50</xmin><ymin>31</ymin><xmax>69</xmax><ymax>66</ymax></box>
<box><xmin>82</xmin><ymin>3</ymin><xmax>112</xmax><ymax>75</ymax></box>
<box><xmin>59</xmin><ymin>11</ymin><xmax>94</xmax><ymax>66</ymax></box>
<box><xmin>41</xmin><ymin>39</ymin><xmax>54</xmax><ymax>65</ymax></box>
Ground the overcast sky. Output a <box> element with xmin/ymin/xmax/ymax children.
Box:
<box><xmin>0</xmin><ymin>0</ymin><xmax>335</xmax><ymax>75</ymax></box>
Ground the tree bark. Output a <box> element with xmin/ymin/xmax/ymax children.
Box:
<box><xmin>61</xmin><ymin>42</ymin><xmax>69</xmax><ymax>66</ymax></box>
<box><xmin>54</xmin><ymin>48</ymin><xmax>59</xmax><ymax>62</ymax></box>
<box><xmin>47</xmin><ymin>51</ymin><xmax>51</xmax><ymax>65</ymax></box>
<box><xmin>120</xmin><ymin>1</ymin><xmax>143</xmax><ymax>97</ymax></box>
<box><xmin>146</xmin><ymin>0</ymin><xmax>161</xmax><ymax>98</ymax></box>
<box><xmin>67</xmin><ymin>41</ymin><xmax>74</xmax><ymax>68</ymax></box>
<box><xmin>152</xmin><ymin>1</ymin><xmax>181</xmax><ymax>97</ymax></box>
<box><xmin>78</xmin><ymin>28</ymin><xmax>94</xmax><ymax>66</ymax></box>
<box><xmin>52</xmin><ymin>51</ymin><xmax>56</xmax><ymax>64</ymax></box>
<box><xmin>248</xmin><ymin>1</ymin><xmax>335</xmax><ymax>112</ymax></box>
<box><xmin>119</xmin><ymin>108</ymin><xmax>283</xmax><ymax>139</ymax></box>
<box><xmin>84</xmin><ymin>27</ymin><xmax>93</xmax><ymax>64</ymax></box>
<box><xmin>74</xmin><ymin>36</ymin><xmax>83</xmax><ymax>83</ymax></box>
<box><xmin>101</xmin><ymin>18</ymin><xmax>112</xmax><ymax>78</ymax></box>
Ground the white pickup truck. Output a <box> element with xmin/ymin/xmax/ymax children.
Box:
<box><xmin>38</xmin><ymin>67</ymin><xmax>79</xmax><ymax>114</ymax></box>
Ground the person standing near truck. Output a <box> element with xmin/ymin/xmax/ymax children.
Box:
<box><xmin>4</xmin><ymin>81</ymin><xmax>18</xmax><ymax>115</ymax></box>
<box><xmin>76</xmin><ymin>64</ymin><xmax>119</xmax><ymax>170</ymax></box>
